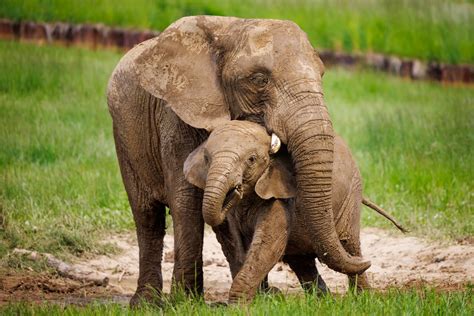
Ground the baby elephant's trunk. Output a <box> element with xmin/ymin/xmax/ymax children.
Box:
<box><xmin>202</xmin><ymin>156</ymin><xmax>242</xmax><ymax>227</ymax></box>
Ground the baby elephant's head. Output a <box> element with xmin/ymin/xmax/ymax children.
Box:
<box><xmin>184</xmin><ymin>121</ymin><xmax>296</xmax><ymax>227</ymax></box>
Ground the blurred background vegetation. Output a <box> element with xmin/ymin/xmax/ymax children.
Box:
<box><xmin>1</xmin><ymin>0</ymin><xmax>473</xmax><ymax>64</ymax></box>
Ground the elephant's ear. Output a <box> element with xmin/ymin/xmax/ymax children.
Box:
<box><xmin>183</xmin><ymin>141</ymin><xmax>208</xmax><ymax>189</ymax></box>
<box><xmin>136</xmin><ymin>16</ymin><xmax>232</xmax><ymax>131</ymax></box>
<box><xmin>255</xmin><ymin>155</ymin><xmax>296</xmax><ymax>200</ymax></box>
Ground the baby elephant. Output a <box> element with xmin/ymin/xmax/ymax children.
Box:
<box><xmin>184</xmin><ymin>121</ymin><xmax>403</xmax><ymax>303</ymax></box>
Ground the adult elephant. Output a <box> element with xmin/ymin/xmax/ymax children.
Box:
<box><xmin>107</xmin><ymin>16</ymin><xmax>370</xmax><ymax>305</ymax></box>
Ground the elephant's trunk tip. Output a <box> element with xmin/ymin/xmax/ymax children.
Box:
<box><xmin>323</xmin><ymin>255</ymin><xmax>371</xmax><ymax>275</ymax></box>
<box><xmin>203</xmin><ymin>186</ymin><xmax>242</xmax><ymax>227</ymax></box>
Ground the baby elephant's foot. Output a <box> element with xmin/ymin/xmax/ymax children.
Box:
<box><xmin>208</xmin><ymin>301</ymin><xmax>228</xmax><ymax>308</ymax></box>
<box><xmin>304</xmin><ymin>279</ymin><xmax>331</xmax><ymax>297</ymax></box>
<box><xmin>259</xmin><ymin>285</ymin><xmax>282</xmax><ymax>295</ymax></box>
<box><xmin>258</xmin><ymin>277</ymin><xmax>282</xmax><ymax>295</ymax></box>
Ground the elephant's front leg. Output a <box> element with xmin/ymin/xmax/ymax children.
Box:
<box><xmin>229</xmin><ymin>200</ymin><xmax>290</xmax><ymax>303</ymax></box>
<box><xmin>113</xmin><ymin>129</ymin><xmax>167</xmax><ymax>307</ymax></box>
<box><xmin>213</xmin><ymin>219</ymin><xmax>277</xmax><ymax>295</ymax></box>
<box><xmin>283</xmin><ymin>255</ymin><xmax>330</xmax><ymax>295</ymax></box>
<box><xmin>169</xmin><ymin>179</ymin><xmax>205</xmax><ymax>296</ymax></box>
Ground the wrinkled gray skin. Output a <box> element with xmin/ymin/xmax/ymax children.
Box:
<box><xmin>185</xmin><ymin>121</ymin><xmax>370</xmax><ymax>303</ymax></box>
<box><xmin>107</xmin><ymin>16</ymin><xmax>369</xmax><ymax>305</ymax></box>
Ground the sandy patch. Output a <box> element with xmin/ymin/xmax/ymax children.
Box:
<box><xmin>75</xmin><ymin>228</ymin><xmax>474</xmax><ymax>300</ymax></box>
<box><xmin>3</xmin><ymin>228</ymin><xmax>472</xmax><ymax>304</ymax></box>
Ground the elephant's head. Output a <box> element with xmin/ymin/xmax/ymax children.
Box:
<box><xmin>184</xmin><ymin>121</ymin><xmax>296</xmax><ymax>226</ymax></box>
<box><xmin>135</xmin><ymin>16</ymin><xmax>369</xmax><ymax>274</ymax></box>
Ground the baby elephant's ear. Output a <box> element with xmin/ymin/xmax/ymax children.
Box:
<box><xmin>183</xmin><ymin>141</ymin><xmax>208</xmax><ymax>189</ymax></box>
<box><xmin>255</xmin><ymin>155</ymin><xmax>296</xmax><ymax>200</ymax></box>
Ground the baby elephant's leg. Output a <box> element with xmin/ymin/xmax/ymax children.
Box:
<box><xmin>283</xmin><ymin>255</ymin><xmax>330</xmax><ymax>295</ymax></box>
<box><xmin>228</xmin><ymin>200</ymin><xmax>290</xmax><ymax>304</ymax></box>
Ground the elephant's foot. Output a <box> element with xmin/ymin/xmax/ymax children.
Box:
<box><xmin>228</xmin><ymin>288</ymin><xmax>256</xmax><ymax>305</ymax></box>
<box><xmin>208</xmin><ymin>301</ymin><xmax>229</xmax><ymax>308</ymax></box>
<box><xmin>258</xmin><ymin>275</ymin><xmax>282</xmax><ymax>295</ymax></box>
<box><xmin>229</xmin><ymin>284</ymin><xmax>280</xmax><ymax>303</ymax></box>
<box><xmin>259</xmin><ymin>285</ymin><xmax>282</xmax><ymax>295</ymax></box>
<box><xmin>297</xmin><ymin>276</ymin><xmax>331</xmax><ymax>297</ymax></box>
<box><xmin>130</xmin><ymin>286</ymin><xmax>164</xmax><ymax>308</ymax></box>
<box><xmin>348</xmin><ymin>273</ymin><xmax>371</xmax><ymax>293</ymax></box>
<box><xmin>308</xmin><ymin>279</ymin><xmax>331</xmax><ymax>297</ymax></box>
<box><xmin>283</xmin><ymin>255</ymin><xmax>331</xmax><ymax>297</ymax></box>
<box><xmin>170</xmin><ymin>266</ymin><xmax>204</xmax><ymax>298</ymax></box>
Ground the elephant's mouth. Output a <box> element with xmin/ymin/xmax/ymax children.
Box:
<box><xmin>222</xmin><ymin>185</ymin><xmax>243</xmax><ymax>215</ymax></box>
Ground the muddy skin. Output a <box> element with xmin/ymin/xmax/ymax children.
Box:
<box><xmin>184</xmin><ymin>121</ymin><xmax>371</xmax><ymax>303</ymax></box>
<box><xmin>108</xmin><ymin>16</ymin><xmax>368</xmax><ymax>306</ymax></box>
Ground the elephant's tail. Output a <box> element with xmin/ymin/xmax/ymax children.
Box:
<box><xmin>362</xmin><ymin>197</ymin><xmax>409</xmax><ymax>233</ymax></box>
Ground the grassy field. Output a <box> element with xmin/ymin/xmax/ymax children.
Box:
<box><xmin>0</xmin><ymin>0</ymin><xmax>473</xmax><ymax>64</ymax></box>
<box><xmin>2</xmin><ymin>288</ymin><xmax>473</xmax><ymax>315</ymax></box>
<box><xmin>0</xmin><ymin>41</ymin><xmax>128</xmax><ymax>259</ymax></box>
<box><xmin>0</xmin><ymin>40</ymin><xmax>472</xmax><ymax>263</ymax></box>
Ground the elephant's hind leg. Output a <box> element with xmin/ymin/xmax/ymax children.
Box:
<box><xmin>283</xmin><ymin>255</ymin><xmax>330</xmax><ymax>295</ymax></box>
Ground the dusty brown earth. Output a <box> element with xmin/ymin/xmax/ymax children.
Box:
<box><xmin>2</xmin><ymin>228</ymin><xmax>473</xmax><ymax>305</ymax></box>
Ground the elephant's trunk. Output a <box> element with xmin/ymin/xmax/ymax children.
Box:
<box><xmin>284</xmin><ymin>92</ymin><xmax>370</xmax><ymax>275</ymax></box>
<box><xmin>202</xmin><ymin>155</ymin><xmax>242</xmax><ymax>227</ymax></box>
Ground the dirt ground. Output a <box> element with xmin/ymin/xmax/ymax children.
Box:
<box><xmin>2</xmin><ymin>228</ymin><xmax>473</xmax><ymax>305</ymax></box>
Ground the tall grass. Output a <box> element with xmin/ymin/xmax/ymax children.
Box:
<box><xmin>0</xmin><ymin>0</ymin><xmax>472</xmax><ymax>64</ymax></box>
<box><xmin>0</xmin><ymin>41</ymin><xmax>472</xmax><ymax>259</ymax></box>
<box><xmin>2</xmin><ymin>288</ymin><xmax>473</xmax><ymax>315</ymax></box>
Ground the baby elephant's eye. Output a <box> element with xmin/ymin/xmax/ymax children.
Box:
<box><xmin>249</xmin><ymin>73</ymin><xmax>269</xmax><ymax>87</ymax></box>
<box><xmin>248</xmin><ymin>154</ymin><xmax>257</xmax><ymax>164</ymax></box>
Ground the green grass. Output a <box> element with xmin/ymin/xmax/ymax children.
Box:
<box><xmin>0</xmin><ymin>41</ymin><xmax>130</xmax><ymax>259</ymax></box>
<box><xmin>0</xmin><ymin>40</ymin><xmax>472</xmax><ymax>261</ymax></box>
<box><xmin>1</xmin><ymin>288</ymin><xmax>473</xmax><ymax>315</ymax></box>
<box><xmin>0</xmin><ymin>0</ymin><xmax>473</xmax><ymax>64</ymax></box>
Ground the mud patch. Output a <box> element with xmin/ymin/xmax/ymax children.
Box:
<box><xmin>3</xmin><ymin>228</ymin><xmax>473</xmax><ymax>304</ymax></box>
<box><xmin>0</xmin><ymin>273</ymin><xmax>125</xmax><ymax>305</ymax></box>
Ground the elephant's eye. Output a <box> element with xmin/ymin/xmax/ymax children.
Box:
<box><xmin>249</xmin><ymin>73</ymin><xmax>268</xmax><ymax>87</ymax></box>
<box><xmin>247</xmin><ymin>154</ymin><xmax>257</xmax><ymax>164</ymax></box>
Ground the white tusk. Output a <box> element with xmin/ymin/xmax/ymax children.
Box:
<box><xmin>270</xmin><ymin>133</ymin><xmax>281</xmax><ymax>154</ymax></box>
